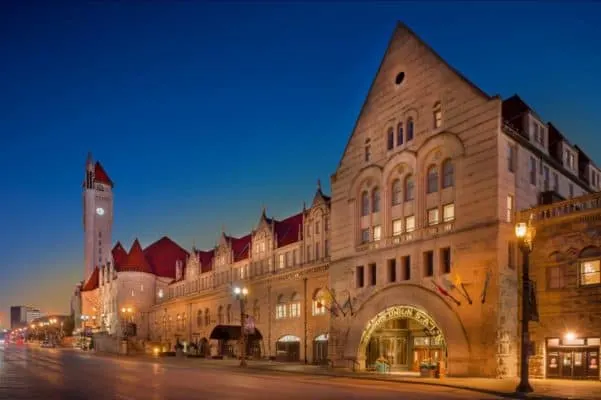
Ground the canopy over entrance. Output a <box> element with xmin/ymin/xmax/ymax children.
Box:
<box><xmin>209</xmin><ymin>325</ymin><xmax>262</xmax><ymax>341</ymax></box>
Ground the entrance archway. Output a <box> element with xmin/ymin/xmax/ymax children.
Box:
<box><xmin>276</xmin><ymin>335</ymin><xmax>300</xmax><ymax>362</ymax></box>
<box><xmin>359</xmin><ymin>305</ymin><xmax>445</xmax><ymax>372</ymax></box>
<box><xmin>343</xmin><ymin>284</ymin><xmax>470</xmax><ymax>376</ymax></box>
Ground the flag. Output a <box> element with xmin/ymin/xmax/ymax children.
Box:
<box><xmin>481</xmin><ymin>269</ymin><xmax>491</xmax><ymax>304</ymax></box>
<box><xmin>340</xmin><ymin>294</ymin><xmax>355</xmax><ymax>316</ymax></box>
<box><xmin>529</xmin><ymin>280</ymin><xmax>539</xmax><ymax>322</ymax></box>
<box><xmin>452</xmin><ymin>273</ymin><xmax>473</xmax><ymax>305</ymax></box>
<box><xmin>432</xmin><ymin>281</ymin><xmax>461</xmax><ymax>306</ymax></box>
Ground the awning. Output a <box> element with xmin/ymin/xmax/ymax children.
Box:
<box><xmin>209</xmin><ymin>325</ymin><xmax>263</xmax><ymax>341</ymax></box>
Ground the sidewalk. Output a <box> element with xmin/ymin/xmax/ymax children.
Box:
<box><xmin>91</xmin><ymin>352</ymin><xmax>600</xmax><ymax>399</ymax></box>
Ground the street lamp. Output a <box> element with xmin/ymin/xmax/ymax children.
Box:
<box><xmin>233</xmin><ymin>286</ymin><xmax>249</xmax><ymax>367</ymax></box>
<box><xmin>515</xmin><ymin>216</ymin><xmax>536</xmax><ymax>394</ymax></box>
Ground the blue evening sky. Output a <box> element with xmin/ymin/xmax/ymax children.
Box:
<box><xmin>0</xmin><ymin>1</ymin><xmax>599</xmax><ymax>321</ymax></box>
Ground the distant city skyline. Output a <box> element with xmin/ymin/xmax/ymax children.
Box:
<box><xmin>1</xmin><ymin>2</ymin><xmax>600</xmax><ymax>320</ymax></box>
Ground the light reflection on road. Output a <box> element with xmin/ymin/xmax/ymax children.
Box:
<box><xmin>0</xmin><ymin>344</ymin><xmax>504</xmax><ymax>399</ymax></box>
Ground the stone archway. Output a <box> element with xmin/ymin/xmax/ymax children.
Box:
<box><xmin>343</xmin><ymin>284</ymin><xmax>470</xmax><ymax>376</ymax></box>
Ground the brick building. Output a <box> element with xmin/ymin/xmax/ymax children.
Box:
<box><xmin>519</xmin><ymin>193</ymin><xmax>601</xmax><ymax>380</ymax></box>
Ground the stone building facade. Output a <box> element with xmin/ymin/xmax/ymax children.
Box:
<box><xmin>325</xmin><ymin>22</ymin><xmax>599</xmax><ymax>378</ymax></box>
<box><xmin>76</xmin><ymin>22</ymin><xmax>600</xmax><ymax>377</ymax></box>
<box><xmin>519</xmin><ymin>193</ymin><xmax>601</xmax><ymax>380</ymax></box>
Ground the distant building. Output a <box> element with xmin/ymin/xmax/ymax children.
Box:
<box><xmin>10</xmin><ymin>306</ymin><xmax>41</xmax><ymax>329</ymax></box>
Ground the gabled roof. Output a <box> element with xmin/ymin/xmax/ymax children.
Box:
<box><xmin>143</xmin><ymin>236</ymin><xmax>189</xmax><ymax>278</ymax></box>
<box><xmin>275</xmin><ymin>212</ymin><xmax>304</xmax><ymax>247</ymax></box>
<box><xmin>81</xmin><ymin>266</ymin><xmax>99</xmax><ymax>292</ymax></box>
<box><xmin>336</xmin><ymin>21</ymin><xmax>491</xmax><ymax>170</ymax></box>
<box><xmin>112</xmin><ymin>242</ymin><xmax>128</xmax><ymax>268</ymax></box>
<box><xmin>311</xmin><ymin>180</ymin><xmax>331</xmax><ymax>207</ymax></box>
<box><xmin>94</xmin><ymin>161</ymin><xmax>113</xmax><ymax>187</ymax></box>
<box><xmin>196</xmin><ymin>249</ymin><xmax>215</xmax><ymax>274</ymax></box>
<box><xmin>119</xmin><ymin>239</ymin><xmax>153</xmax><ymax>274</ymax></box>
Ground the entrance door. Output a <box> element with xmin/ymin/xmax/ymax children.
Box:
<box><xmin>572</xmin><ymin>351</ymin><xmax>586</xmax><ymax>378</ymax></box>
<box><xmin>587</xmin><ymin>350</ymin><xmax>599</xmax><ymax>379</ymax></box>
<box><xmin>546</xmin><ymin>351</ymin><xmax>560</xmax><ymax>378</ymax></box>
<box><xmin>313</xmin><ymin>340</ymin><xmax>328</xmax><ymax>364</ymax></box>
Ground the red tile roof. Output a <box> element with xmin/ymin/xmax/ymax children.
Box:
<box><xmin>143</xmin><ymin>236</ymin><xmax>189</xmax><ymax>278</ymax></box>
<box><xmin>81</xmin><ymin>266</ymin><xmax>99</xmax><ymax>292</ymax></box>
<box><xmin>94</xmin><ymin>161</ymin><xmax>113</xmax><ymax>187</ymax></box>
<box><xmin>196</xmin><ymin>249</ymin><xmax>215</xmax><ymax>273</ymax></box>
<box><xmin>275</xmin><ymin>212</ymin><xmax>303</xmax><ymax>247</ymax></box>
<box><xmin>112</xmin><ymin>242</ymin><xmax>128</xmax><ymax>268</ymax></box>
<box><xmin>231</xmin><ymin>234</ymin><xmax>251</xmax><ymax>262</ymax></box>
<box><xmin>119</xmin><ymin>239</ymin><xmax>153</xmax><ymax>273</ymax></box>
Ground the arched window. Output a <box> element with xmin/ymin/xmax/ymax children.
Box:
<box><xmin>276</xmin><ymin>294</ymin><xmax>287</xmax><ymax>319</ymax></box>
<box><xmin>386</xmin><ymin>127</ymin><xmax>394</xmax><ymax>150</ymax></box>
<box><xmin>372</xmin><ymin>188</ymin><xmax>381</xmax><ymax>213</ymax></box>
<box><xmin>290</xmin><ymin>292</ymin><xmax>301</xmax><ymax>318</ymax></box>
<box><xmin>427</xmin><ymin>166</ymin><xmax>439</xmax><ymax>194</ymax></box>
<box><xmin>397</xmin><ymin>122</ymin><xmax>404</xmax><ymax>146</ymax></box>
<box><xmin>433</xmin><ymin>102</ymin><xmax>442</xmax><ymax>129</ymax></box>
<box><xmin>442</xmin><ymin>159</ymin><xmax>454</xmax><ymax>188</ymax></box>
<box><xmin>391</xmin><ymin>179</ymin><xmax>402</xmax><ymax>206</ymax></box>
<box><xmin>407</xmin><ymin>118</ymin><xmax>414</xmax><ymax>141</ymax></box>
<box><xmin>361</xmin><ymin>191</ymin><xmax>369</xmax><ymax>216</ymax></box>
<box><xmin>226</xmin><ymin>304</ymin><xmax>232</xmax><ymax>324</ymax></box>
<box><xmin>196</xmin><ymin>310</ymin><xmax>203</xmax><ymax>327</ymax></box>
<box><xmin>405</xmin><ymin>175</ymin><xmax>415</xmax><ymax>201</ymax></box>
<box><xmin>204</xmin><ymin>308</ymin><xmax>210</xmax><ymax>326</ymax></box>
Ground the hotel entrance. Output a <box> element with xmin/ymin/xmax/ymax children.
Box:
<box><xmin>546</xmin><ymin>337</ymin><xmax>600</xmax><ymax>380</ymax></box>
<box><xmin>361</xmin><ymin>305</ymin><xmax>446</xmax><ymax>372</ymax></box>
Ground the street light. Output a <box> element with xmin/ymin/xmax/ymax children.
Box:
<box><xmin>121</xmin><ymin>307</ymin><xmax>134</xmax><ymax>338</ymax></box>
<box><xmin>233</xmin><ymin>286</ymin><xmax>249</xmax><ymax>367</ymax></box>
<box><xmin>515</xmin><ymin>215</ymin><xmax>536</xmax><ymax>394</ymax></box>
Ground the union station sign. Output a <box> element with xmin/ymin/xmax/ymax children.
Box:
<box><xmin>359</xmin><ymin>305</ymin><xmax>444</xmax><ymax>347</ymax></box>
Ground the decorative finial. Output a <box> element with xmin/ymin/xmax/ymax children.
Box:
<box><xmin>317</xmin><ymin>178</ymin><xmax>321</xmax><ymax>191</ymax></box>
<box><xmin>303</xmin><ymin>201</ymin><xmax>306</xmax><ymax>211</ymax></box>
<box><xmin>86</xmin><ymin>151</ymin><xmax>93</xmax><ymax>164</ymax></box>
<box><xmin>261</xmin><ymin>204</ymin><xmax>266</xmax><ymax>216</ymax></box>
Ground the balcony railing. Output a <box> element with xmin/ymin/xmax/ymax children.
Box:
<box><xmin>356</xmin><ymin>221</ymin><xmax>455</xmax><ymax>252</ymax></box>
<box><xmin>518</xmin><ymin>191</ymin><xmax>601</xmax><ymax>223</ymax></box>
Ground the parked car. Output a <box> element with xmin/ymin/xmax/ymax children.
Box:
<box><xmin>41</xmin><ymin>341</ymin><xmax>55</xmax><ymax>348</ymax></box>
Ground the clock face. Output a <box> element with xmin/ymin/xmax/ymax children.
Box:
<box><xmin>96</xmin><ymin>207</ymin><xmax>105</xmax><ymax>216</ymax></box>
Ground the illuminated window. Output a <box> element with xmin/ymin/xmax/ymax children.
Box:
<box><xmin>290</xmin><ymin>293</ymin><xmax>301</xmax><ymax>318</ymax></box>
<box><xmin>405</xmin><ymin>215</ymin><xmax>415</xmax><ymax>232</ymax></box>
<box><xmin>442</xmin><ymin>203</ymin><xmax>455</xmax><ymax>222</ymax></box>
<box><xmin>580</xmin><ymin>260</ymin><xmax>601</xmax><ymax>286</ymax></box>
<box><xmin>392</xmin><ymin>219</ymin><xmax>402</xmax><ymax>236</ymax></box>
<box><xmin>506</xmin><ymin>195</ymin><xmax>514</xmax><ymax>223</ymax></box>
<box><xmin>276</xmin><ymin>295</ymin><xmax>287</xmax><ymax>319</ymax></box>
<box><xmin>373</xmin><ymin>225</ymin><xmax>382</xmax><ymax>241</ymax></box>
<box><xmin>427</xmin><ymin>208</ymin><xmax>439</xmax><ymax>225</ymax></box>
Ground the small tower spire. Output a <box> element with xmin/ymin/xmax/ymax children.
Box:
<box><xmin>317</xmin><ymin>178</ymin><xmax>321</xmax><ymax>191</ymax></box>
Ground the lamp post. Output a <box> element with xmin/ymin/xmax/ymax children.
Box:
<box><xmin>515</xmin><ymin>216</ymin><xmax>536</xmax><ymax>394</ymax></box>
<box><xmin>233</xmin><ymin>286</ymin><xmax>249</xmax><ymax>367</ymax></box>
<box><xmin>81</xmin><ymin>315</ymin><xmax>90</xmax><ymax>349</ymax></box>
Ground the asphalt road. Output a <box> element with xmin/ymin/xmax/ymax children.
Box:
<box><xmin>0</xmin><ymin>344</ymin><xmax>505</xmax><ymax>400</ymax></box>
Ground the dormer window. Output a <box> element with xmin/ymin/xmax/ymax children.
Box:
<box><xmin>564</xmin><ymin>149</ymin><xmax>575</xmax><ymax>169</ymax></box>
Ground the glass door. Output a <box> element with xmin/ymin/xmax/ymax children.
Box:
<box><xmin>573</xmin><ymin>351</ymin><xmax>586</xmax><ymax>378</ymax></box>
<box><xmin>587</xmin><ymin>350</ymin><xmax>599</xmax><ymax>379</ymax></box>
<box><xmin>546</xmin><ymin>351</ymin><xmax>560</xmax><ymax>378</ymax></box>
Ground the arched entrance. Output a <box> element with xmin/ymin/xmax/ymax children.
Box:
<box><xmin>313</xmin><ymin>333</ymin><xmax>329</xmax><ymax>365</ymax></box>
<box><xmin>359</xmin><ymin>305</ymin><xmax>445</xmax><ymax>372</ymax></box>
<box><xmin>276</xmin><ymin>335</ymin><xmax>300</xmax><ymax>362</ymax></box>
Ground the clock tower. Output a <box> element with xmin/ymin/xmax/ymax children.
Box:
<box><xmin>83</xmin><ymin>152</ymin><xmax>114</xmax><ymax>281</ymax></box>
